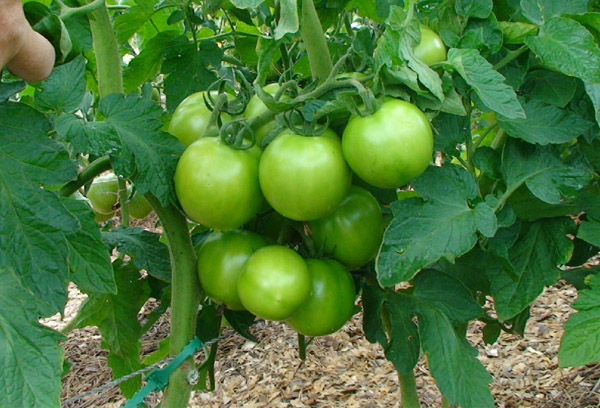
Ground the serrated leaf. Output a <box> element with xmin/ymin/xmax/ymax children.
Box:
<box><xmin>502</xmin><ymin>139</ymin><xmax>592</xmax><ymax>205</ymax></box>
<box><xmin>377</xmin><ymin>165</ymin><xmax>497</xmax><ymax>286</ymax></box>
<box><xmin>521</xmin><ymin>0</ymin><xmax>587</xmax><ymax>25</ymax></box>
<box><xmin>113</xmin><ymin>0</ymin><xmax>155</xmax><ymax>44</ymax></box>
<box><xmin>458</xmin><ymin>15</ymin><xmax>504</xmax><ymax>56</ymax></box>
<box><xmin>579</xmin><ymin>219</ymin><xmax>600</xmax><ymax>247</ymax></box>
<box><xmin>498</xmin><ymin>99</ymin><xmax>593</xmax><ymax>145</ymax></box>
<box><xmin>124</xmin><ymin>30</ymin><xmax>180</xmax><ymax>94</ymax></box>
<box><xmin>418</xmin><ymin>304</ymin><xmax>494</xmax><ymax>408</ymax></box>
<box><xmin>455</xmin><ymin>0</ymin><xmax>492</xmax><ymax>18</ymax></box>
<box><xmin>414</xmin><ymin>270</ymin><xmax>483</xmax><ymax>323</ymax></box>
<box><xmin>73</xmin><ymin>260</ymin><xmax>150</xmax><ymax>396</ymax></box>
<box><xmin>523</xmin><ymin>71</ymin><xmax>577</xmax><ymax>108</ymax></box>
<box><xmin>102</xmin><ymin>226</ymin><xmax>171</xmax><ymax>281</ymax></box>
<box><xmin>383</xmin><ymin>292</ymin><xmax>420</xmax><ymax>374</ymax></box>
<box><xmin>0</xmin><ymin>102</ymin><xmax>79</xmax><ymax>315</ymax></box>
<box><xmin>57</xmin><ymin>94</ymin><xmax>184</xmax><ymax>206</ymax></box>
<box><xmin>488</xmin><ymin>218</ymin><xmax>573</xmax><ymax>320</ymax></box>
<box><xmin>35</xmin><ymin>55</ymin><xmax>86</xmax><ymax>112</ymax></box>
<box><xmin>0</xmin><ymin>268</ymin><xmax>65</xmax><ymax>408</ymax></box>
<box><xmin>62</xmin><ymin>197</ymin><xmax>116</xmax><ymax>294</ymax></box>
<box><xmin>448</xmin><ymin>48</ymin><xmax>525</xmax><ymax>119</ymax></box>
<box><xmin>559</xmin><ymin>274</ymin><xmax>600</xmax><ymax>366</ymax></box>
<box><xmin>525</xmin><ymin>17</ymin><xmax>600</xmax><ymax>84</ymax></box>
<box><xmin>433</xmin><ymin>112</ymin><xmax>471</xmax><ymax>157</ymax></box>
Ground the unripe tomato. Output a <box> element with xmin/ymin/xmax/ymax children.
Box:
<box><xmin>87</xmin><ymin>173</ymin><xmax>119</xmax><ymax>218</ymax></box>
<box><xmin>414</xmin><ymin>25</ymin><xmax>447</xmax><ymax>65</ymax></box>
<box><xmin>174</xmin><ymin>138</ymin><xmax>264</xmax><ymax>230</ymax></box>
<box><xmin>168</xmin><ymin>91</ymin><xmax>232</xmax><ymax>147</ymax></box>
<box><xmin>308</xmin><ymin>186</ymin><xmax>384</xmax><ymax>269</ymax></box>
<box><xmin>126</xmin><ymin>189</ymin><xmax>153</xmax><ymax>219</ymax></box>
<box><xmin>237</xmin><ymin>245</ymin><xmax>311</xmax><ymax>320</ymax></box>
<box><xmin>243</xmin><ymin>83</ymin><xmax>288</xmax><ymax>146</ymax></box>
<box><xmin>259</xmin><ymin>129</ymin><xmax>352</xmax><ymax>221</ymax></box>
<box><xmin>342</xmin><ymin>99</ymin><xmax>433</xmax><ymax>188</ymax></box>
<box><xmin>196</xmin><ymin>230</ymin><xmax>270</xmax><ymax>310</ymax></box>
<box><xmin>286</xmin><ymin>258</ymin><xmax>356</xmax><ymax>337</ymax></box>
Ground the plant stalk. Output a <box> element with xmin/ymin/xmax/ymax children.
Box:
<box><xmin>398</xmin><ymin>371</ymin><xmax>421</xmax><ymax>408</ymax></box>
<box><xmin>146</xmin><ymin>195</ymin><xmax>201</xmax><ymax>408</ymax></box>
<box><xmin>60</xmin><ymin>156</ymin><xmax>112</xmax><ymax>197</ymax></box>
<box><xmin>85</xmin><ymin>0</ymin><xmax>123</xmax><ymax>97</ymax></box>
<box><xmin>300</xmin><ymin>0</ymin><xmax>333</xmax><ymax>81</ymax></box>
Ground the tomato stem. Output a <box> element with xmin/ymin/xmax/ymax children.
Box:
<box><xmin>117</xmin><ymin>178</ymin><xmax>130</xmax><ymax>227</ymax></box>
<box><xmin>59</xmin><ymin>156</ymin><xmax>112</xmax><ymax>197</ymax></box>
<box><xmin>145</xmin><ymin>195</ymin><xmax>201</xmax><ymax>408</ymax></box>
<box><xmin>492</xmin><ymin>45</ymin><xmax>528</xmax><ymax>72</ymax></box>
<box><xmin>398</xmin><ymin>371</ymin><xmax>421</xmax><ymax>408</ymax></box>
<box><xmin>300</xmin><ymin>0</ymin><xmax>333</xmax><ymax>81</ymax></box>
<box><xmin>298</xmin><ymin>333</ymin><xmax>307</xmax><ymax>360</ymax></box>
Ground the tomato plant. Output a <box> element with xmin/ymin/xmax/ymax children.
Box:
<box><xmin>174</xmin><ymin>137</ymin><xmax>264</xmax><ymax>230</ymax></box>
<box><xmin>2</xmin><ymin>1</ymin><xmax>600</xmax><ymax>408</ymax></box>
<box><xmin>308</xmin><ymin>185</ymin><xmax>384</xmax><ymax>269</ymax></box>
<box><xmin>196</xmin><ymin>230</ymin><xmax>270</xmax><ymax>311</ymax></box>
<box><xmin>342</xmin><ymin>99</ymin><xmax>433</xmax><ymax>188</ymax></box>
<box><xmin>286</xmin><ymin>258</ymin><xmax>356</xmax><ymax>337</ymax></box>
<box><xmin>259</xmin><ymin>129</ymin><xmax>351</xmax><ymax>221</ymax></box>
<box><xmin>237</xmin><ymin>245</ymin><xmax>311</xmax><ymax>321</ymax></box>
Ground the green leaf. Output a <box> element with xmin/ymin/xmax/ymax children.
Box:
<box><xmin>414</xmin><ymin>270</ymin><xmax>483</xmax><ymax>323</ymax></box>
<box><xmin>525</xmin><ymin>17</ymin><xmax>600</xmax><ymax>84</ymax></box>
<box><xmin>559</xmin><ymin>274</ymin><xmax>600</xmax><ymax>367</ymax></box>
<box><xmin>522</xmin><ymin>70</ymin><xmax>578</xmax><ymax>108</ymax></box>
<box><xmin>498</xmin><ymin>21</ymin><xmax>539</xmax><ymax>44</ymax></box>
<box><xmin>62</xmin><ymin>197</ymin><xmax>116</xmax><ymax>294</ymax></box>
<box><xmin>377</xmin><ymin>165</ymin><xmax>497</xmax><ymax>286</ymax></box>
<box><xmin>72</xmin><ymin>260</ymin><xmax>150</xmax><ymax>397</ymax></box>
<box><xmin>102</xmin><ymin>226</ymin><xmax>171</xmax><ymax>281</ymax></box>
<box><xmin>579</xmin><ymin>219</ymin><xmax>600</xmax><ymax>247</ymax></box>
<box><xmin>0</xmin><ymin>268</ymin><xmax>65</xmax><ymax>408</ymax></box>
<box><xmin>498</xmin><ymin>99</ymin><xmax>593</xmax><ymax>145</ymax></box>
<box><xmin>0</xmin><ymin>102</ymin><xmax>79</xmax><ymax>315</ymax></box>
<box><xmin>433</xmin><ymin>112</ymin><xmax>471</xmax><ymax>157</ymax></box>
<box><xmin>57</xmin><ymin>94</ymin><xmax>184</xmax><ymax>206</ymax></box>
<box><xmin>384</xmin><ymin>292</ymin><xmax>421</xmax><ymax>374</ymax></box>
<box><xmin>521</xmin><ymin>0</ymin><xmax>587</xmax><ymax>25</ymax></box>
<box><xmin>223</xmin><ymin>309</ymin><xmax>257</xmax><ymax>342</ymax></box>
<box><xmin>488</xmin><ymin>218</ymin><xmax>573</xmax><ymax>320</ymax></box>
<box><xmin>455</xmin><ymin>0</ymin><xmax>493</xmax><ymax>19</ymax></box>
<box><xmin>448</xmin><ymin>48</ymin><xmax>525</xmax><ymax>119</ymax></box>
<box><xmin>418</xmin><ymin>304</ymin><xmax>494</xmax><ymax>408</ymax></box>
<box><xmin>502</xmin><ymin>139</ymin><xmax>592</xmax><ymax>205</ymax></box>
<box><xmin>34</xmin><ymin>56</ymin><xmax>86</xmax><ymax>112</ymax></box>
<box><xmin>124</xmin><ymin>30</ymin><xmax>180</xmax><ymax>94</ymax></box>
<box><xmin>113</xmin><ymin>0</ymin><xmax>155</xmax><ymax>44</ymax></box>
<box><xmin>585</xmin><ymin>82</ymin><xmax>600</xmax><ymax>126</ymax></box>
<box><xmin>230</xmin><ymin>0</ymin><xmax>265</xmax><ymax>7</ymax></box>
<box><xmin>274</xmin><ymin>0</ymin><xmax>299</xmax><ymax>39</ymax></box>
<box><xmin>457</xmin><ymin>15</ymin><xmax>504</xmax><ymax>56</ymax></box>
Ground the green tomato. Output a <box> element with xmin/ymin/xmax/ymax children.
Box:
<box><xmin>197</xmin><ymin>230</ymin><xmax>270</xmax><ymax>311</ymax></box>
<box><xmin>308</xmin><ymin>186</ymin><xmax>383</xmax><ymax>269</ymax></box>
<box><xmin>342</xmin><ymin>99</ymin><xmax>433</xmax><ymax>188</ymax></box>
<box><xmin>127</xmin><ymin>189</ymin><xmax>153</xmax><ymax>219</ymax></box>
<box><xmin>87</xmin><ymin>172</ymin><xmax>119</xmax><ymax>215</ymax></box>
<box><xmin>244</xmin><ymin>83</ymin><xmax>288</xmax><ymax>146</ymax></box>
<box><xmin>259</xmin><ymin>129</ymin><xmax>352</xmax><ymax>221</ymax></box>
<box><xmin>414</xmin><ymin>25</ymin><xmax>447</xmax><ymax>65</ymax></box>
<box><xmin>168</xmin><ymin>91</ymin><xmax>232</xmax><ymax>147</ymax></box>
<box><xmin>286</xmin><ymin>258</ymin><xmax>356</xmax><ymax>337</ymax></box>
<box><xmin>237</xmin><ymin>245</ymin><xmax>311</xmax><ymax>320</ymax></box>
<box><xmin>174</xmin><ymin>137</ymin><xmax>264</xmax><ymax>230</ymax></box>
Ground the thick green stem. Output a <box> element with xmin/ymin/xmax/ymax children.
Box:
<box><xmin>86</xmin><ymin>0</ymin><xmax>123</xmax><ymax>97</ymax></box>
<box><xmin>398</xmin><ymin>371</ymin><xmax>421</xmax><ymax>408</ymax></box>
<box><xmin>117</xmin><ymin>178</ymin><xmax>129</xmax><ymax>227</ymax></box>
<box><xmin>60</xmin><ymin>156</ymin><xmax>112</xmax><ymax>197</ymax></box>
<box><xmin>146</xmin><ymin>195</ymin><xmax>201</xmax><ymax>408</ymax></box>
<box><xmin>298</xmin><ymin>333</ymin><xmax>307</xmax><ymax>360</ymax></box>
<box><xmin>493</xmin><ymin>45</ymin><xmax>527</xmax><ymax>71</ymax></box>
<box><xmin>300</xmin><ymin>0</ymin><xmax>333</xmax><ymax>81</ymax></box>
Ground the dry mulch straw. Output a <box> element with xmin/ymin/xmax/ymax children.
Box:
<box><xmin>50</xmin><ymin>278</ymin><xmax>600</xmax><ymax>408</ymax></box>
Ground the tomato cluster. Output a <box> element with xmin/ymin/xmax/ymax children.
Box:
<box><xmin>173</xmin><ymin>87</ymin><xmax>434</xmax><ymax>336</ymax></box>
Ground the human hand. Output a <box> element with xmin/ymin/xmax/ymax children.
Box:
<box><xmin>0</xmin><ymin>0</ymin><xmax>56</xmax><ymax>82</ymax></box>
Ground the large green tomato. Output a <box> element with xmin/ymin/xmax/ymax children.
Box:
<box><xmin>414</xmin><ymin>25</ymin><xmax>447</xmax><ymax>65</ymax></box>
<box><xmin>342</xmin><ymin>99</ymin><xmax>433</xmax><ymax>188</ymax></box>
<box><xmin>197</xmin><ymin>230</ymin><xmax>270</xmax><ymax>310</ymax></box>
<box><xmin>168</xmin><ymin>91</ymin><xmax>232</xmax><ymax>147</ymax></box>
<box><xmin>87</xmin><ymin>173</ymin><xmax>119</xmax><ymax>219</ymax></box>
<box><xmin>308</xmin><ymin>185</ymin><xmax>383</xmax><ymax>269</ymax></box>
<box><xmin>243</xmin><ymin>83</ymin><xmax>288</xmax><ymax>146</ymax></box>
<box><xmin>286</xmin><ymin>258</ymin><xmax>356</xmax><ymax>337</ymax></box>
<box><xmin>237</xmin><ymin>245</ymin><xmax>311</xmax><ymax>320</ymax></box>
<box><xmin>259</xmin><ymin>129</ymin><xmax>352</xmax><ymax>221</ymax></box>
<box><xmin>174</xmin><ymin>137</ymin><xmax>264</xmax><ymax>230</ymax></box>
